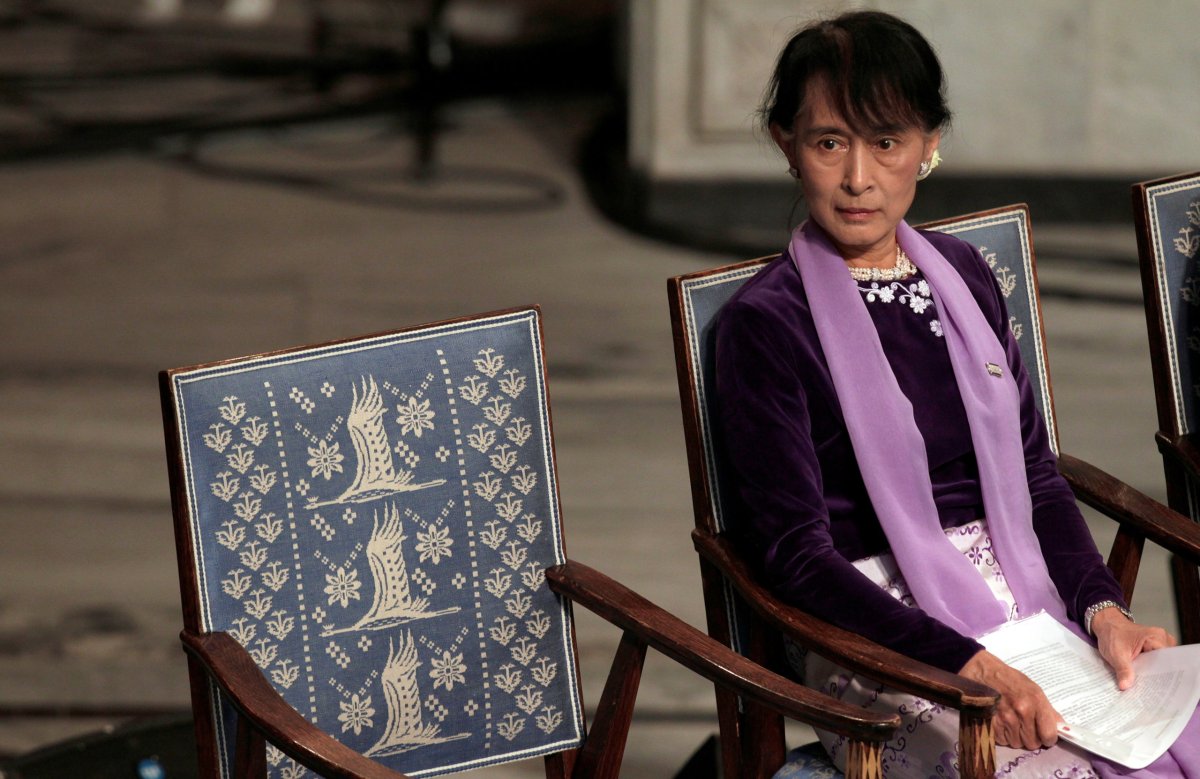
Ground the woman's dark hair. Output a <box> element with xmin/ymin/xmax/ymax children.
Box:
<box><xmin>762</xmin><ymin>11</ymin><xmax>950</xmax><ymax>135</ymax></box>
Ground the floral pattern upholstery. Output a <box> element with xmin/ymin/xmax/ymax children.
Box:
<box><xmin>164</xmin><ymin>308</ymin><xmax>584</xmax><ymax>778</ymax></box>
<box><xmin>933</xmin><ymin>209</ymin><xmax>1054</xmax><ymax>450</ymax></box>
<box><xmin>1140</xmin><ymin>173</ymin><xmax>1200</xmax><ymax>438</ymax></box>
<box><xmin>773</xmin><ymin>744</ymin><xmax>843</xmax><ymax>778</ymax></box>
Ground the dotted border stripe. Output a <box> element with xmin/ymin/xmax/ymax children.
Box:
<box><xmin>266</xmin><ymin>380</ymin><xmax>319</xmax><ymax>721</ymax></box>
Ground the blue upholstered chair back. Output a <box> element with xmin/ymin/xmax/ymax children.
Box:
<box><xmin>671</xmin><ymin>205</ymin><xmax>1052</xmax><ymax>659</ymax></box>
<box><xmin>1134</xmin><ymin>171</ymin><xmax>1200</xmax><ymax>645</ymax></box>
<box><xmin>924</xmin><ymin>207</ymin><xmax>1055</xmax><ymax>448</ymax></box>
<box><xmin>163</xmin><ymin>308</ymin><xmax>585</xmax><ymax>778</ymax></box>
<box><xmin>1137</xmin><ymin>172</ymin><xmax>1200</xmax><ymax>440</ymax></box>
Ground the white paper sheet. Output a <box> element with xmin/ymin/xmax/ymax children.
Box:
<box><xmin>978</xmin><ymin>611</ymin><xmax>1200</xmax><ymax>769</ymax></box>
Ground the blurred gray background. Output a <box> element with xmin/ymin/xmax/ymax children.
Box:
<box><xmin>0</xmin><ymin>1</ymin><xmax>1192</xmax><ymax>775</ymax></box>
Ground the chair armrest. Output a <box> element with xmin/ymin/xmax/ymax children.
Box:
<box><xmin>690</xmin><ymin>529</ymin><xmax>999</xmax><ymax>717</ymax></box>
<box><xmin>545</xmin><ymin>560</ymin><xmax>899</xmax><ymax>743</ymax></box>
<box><xmin>1156</xmin><ymin>431</ymin><xmax>1200</xmax><ymax>486</ymax></box>
<box><xmin>1059</xmin><ymin>451</ymin><xmax>1200</xmax><ymax>564</ymax></box>
<box><xmin>181</xmin><ymin>630</ymin><xmax>411</xmax><ymax>779</ymax></box>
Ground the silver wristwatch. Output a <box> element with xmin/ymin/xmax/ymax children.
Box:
<box><xmin>1084</xmin><ymin>600</ymin><xmax>1134</xmax><ymax>637</ymax></box>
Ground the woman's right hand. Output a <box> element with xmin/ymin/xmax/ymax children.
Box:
<box><xmin>959</xmin><ymin>649</ymin><xmax>1062</xmax><ymax>750</ymax></box>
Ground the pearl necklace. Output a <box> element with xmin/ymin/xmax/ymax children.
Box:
<box><xmin>847</xmin><ymin>247</ymin><xmax>917</xmax><ymax>282</ymax></box>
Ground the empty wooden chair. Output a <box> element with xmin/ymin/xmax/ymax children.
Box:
<box><xmin>160</xmin><ymin>306</ymin><xmax>898</xmax><ymax>778</ymax></box>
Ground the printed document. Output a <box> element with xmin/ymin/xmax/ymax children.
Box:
<box><xmin>978</xmin><ymin>611</ymin><xmax>1200</xmax><ymax>769</ymax></box>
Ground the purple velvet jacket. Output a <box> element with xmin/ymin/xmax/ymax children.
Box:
<box><xmin>714</xmin><ymin>229</ymin><xmax>1126</xmax><ymax>672</ymax></box>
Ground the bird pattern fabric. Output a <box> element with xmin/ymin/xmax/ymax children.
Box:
<box><xmin>167</xmin><ymin>309</ymin><xmax>584</xmax><ymax>778</ymax></box>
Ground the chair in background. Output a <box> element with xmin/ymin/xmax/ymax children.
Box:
<box><xmin>1134</xmin><ymin>170</ymin><xmax>1200</xmax><ymax>646</ymax></box>
<box><xmin>669</xmin><ymin>205</ymin><xmax>1200</xmax><ymax>778</ymax></box>
<box><xmin>160</xmin><ymin>306</ymin><xmax>898</xmax><ymax>779</ymax></box>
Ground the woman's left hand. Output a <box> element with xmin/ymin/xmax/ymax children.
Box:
<box><xmin>1091</xmin><ymin>608</ymin><xmax>1176</xmax><ymax>690</ymax></box>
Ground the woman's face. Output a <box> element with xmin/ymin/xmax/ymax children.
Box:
<box><xmin>772</xmin><ymin>79</ymin><xmax>940</xmax><ymax>264</ymax></box>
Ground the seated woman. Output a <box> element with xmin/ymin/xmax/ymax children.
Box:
<box><xmin>714</xmin><ymin>10</ymin><xmax>1197</xmax><ymax>778</ymax></box>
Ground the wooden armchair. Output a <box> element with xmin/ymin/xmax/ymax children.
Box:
<box><xmin>159</xmin><ymin>307</ymin><xmax>898</xmax><ymax>779</ymax></box>
<box><xmin>669</xmin><ymin>205</ymin><xmax>1200</xmax><ymax>778</ymax></box>
<box><xmin>1134</xmin><ymin>170</ymin><xmax>1200</xmax><ymax>645</ymax></box>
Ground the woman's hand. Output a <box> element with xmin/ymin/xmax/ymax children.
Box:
<box><xmin>959</xmin><ymin>649</ymin><xmax>1061</xmax><ymax>750</ymax></box>
<box><xmin>1090</xmin><ymin>608</ymin><xmax>1176</xmax><ymax>691</ymax></box>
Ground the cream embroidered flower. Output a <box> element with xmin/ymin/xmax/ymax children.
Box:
<box><xmin>430</xmin><ymin>650</ymin><xmax>467</xmax><ymax>690</ymax></box>
<box><xmin>415</xmin><ymin>523</ymin><xmax>453</xmax><ymax>564</ymax></box>
<box><xmin>396</xmin><ymin>396</ymin><xmax>436</xmax><ymax>437</ymax></box>
<box><xmin>861</xmin><ymin>282</ymin><xmax>896</xmax><ymax>303</ymax></box>
<box><xmin>306</xmin><ymin>440</ymin><xmax>344</xmax><ymax>481</ymax></box>
<box><xmin>324</xmin><ymin>567</ymin><xmax>361</xmax><ymax>608</ymax></box>
<box><xmin>930</xmin><ymin>320</ymin><xmax>943</xmax><ymax>338</ymax></box>
<box><xmin>858</xmin><ymin>278</ymin><xmax>937</xmax><ymax>317</ymax></box>
<box><xmin>906</xmin><ymin>286</ymin><xmax>933</xmax><ymax>314</ymax></box>
<box><xmin>338</xmin><ymin>694</ymin><xmax>375</xmax><ymax>735</ymax></box>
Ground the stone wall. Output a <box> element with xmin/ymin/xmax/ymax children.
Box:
<box><xmin>630</xmin><ymin>0</ymin><xmax>1200</xmax><ymax>181</ymax></box>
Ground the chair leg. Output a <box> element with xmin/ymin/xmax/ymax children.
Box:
<box><xmin>957</xmin><ymin>711</ymin><xmax>996</xmax><ymax>779</ymax></box>
<box><xmin>842</xmin><ymin>740</ymin><xmax>884</xmax><ymax>779</ymax></box>
<box><xmin>713</xmin><ymin>686</ymin><xmax>742</xmax><ymax>779</ymax></box>
<box><xmin>546</xmin><ymin>748</ymin><xmax>578</xmax><ymax>779</ymax></box>
<box><xmin>739</xmin><ymin>699</ymin><xmax>785</xmax><ymax>778</ymax></box>
<box><xmin>1106</xmin><ymin>528</ymin><xmax>1144</xmax><ymax>603</ymax></box>
<box><xmin>739</xmin><ymin>612</ymin><xmax>785</xmax><ymax>778</ymax></box>
<box><xmin>1171</xmin><ymin>554</ymin><xmax>1200</xmax><ymax>644</ymax></box>
<box><xmin>186</xmin><ymin>656</ymin><xmax>224</xmax><ymax>778</ymax></box>
<box><xmin>233</xmin><ymin>714</ymin><xmax>267</xmax><ymax>779</ymax></box>
<box><xmin>572</xmin><ymin>631</ymin><xmax>647</xmax><ymax>779</ymax></box>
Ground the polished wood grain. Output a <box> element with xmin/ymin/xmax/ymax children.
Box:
<box><xmin>1059</xmin><ymin>451</ymin><xmax>1200</xmax><ymax>610</ymax></box>
<box><xmin>233</xmin><ymin>713</ymin><xmax>267</xmax><ymax>779</ymax></box>
<box><xmin>571</xmin><ymin>631</ymin><xmax>646</xmax><ymax>779</ymax></box>
<box><xmin>690</xmin><ymin>530</ymin><xmax>999</xmax><ymax>716</ymax></box>
<box><xmin>545</xmin><ymin>561</ymin><xmax>899</xmax><ymax>743</ymax></box>
<box><xmin>1059</xmin><ymin>453</ymin><xmax>1200</xmax><ymax>563</ymax></box>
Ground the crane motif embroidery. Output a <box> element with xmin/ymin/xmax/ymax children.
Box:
<box><xmin>307</xmin><ymin>376</ymin><xmax>445</xmax><ymax>509</ymax></box>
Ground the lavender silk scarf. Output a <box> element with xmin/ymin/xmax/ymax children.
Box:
<box><xmin>790</xmin><ymin>219</ymin><xmax>1070</xmax><ymax>639</ymax></box>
